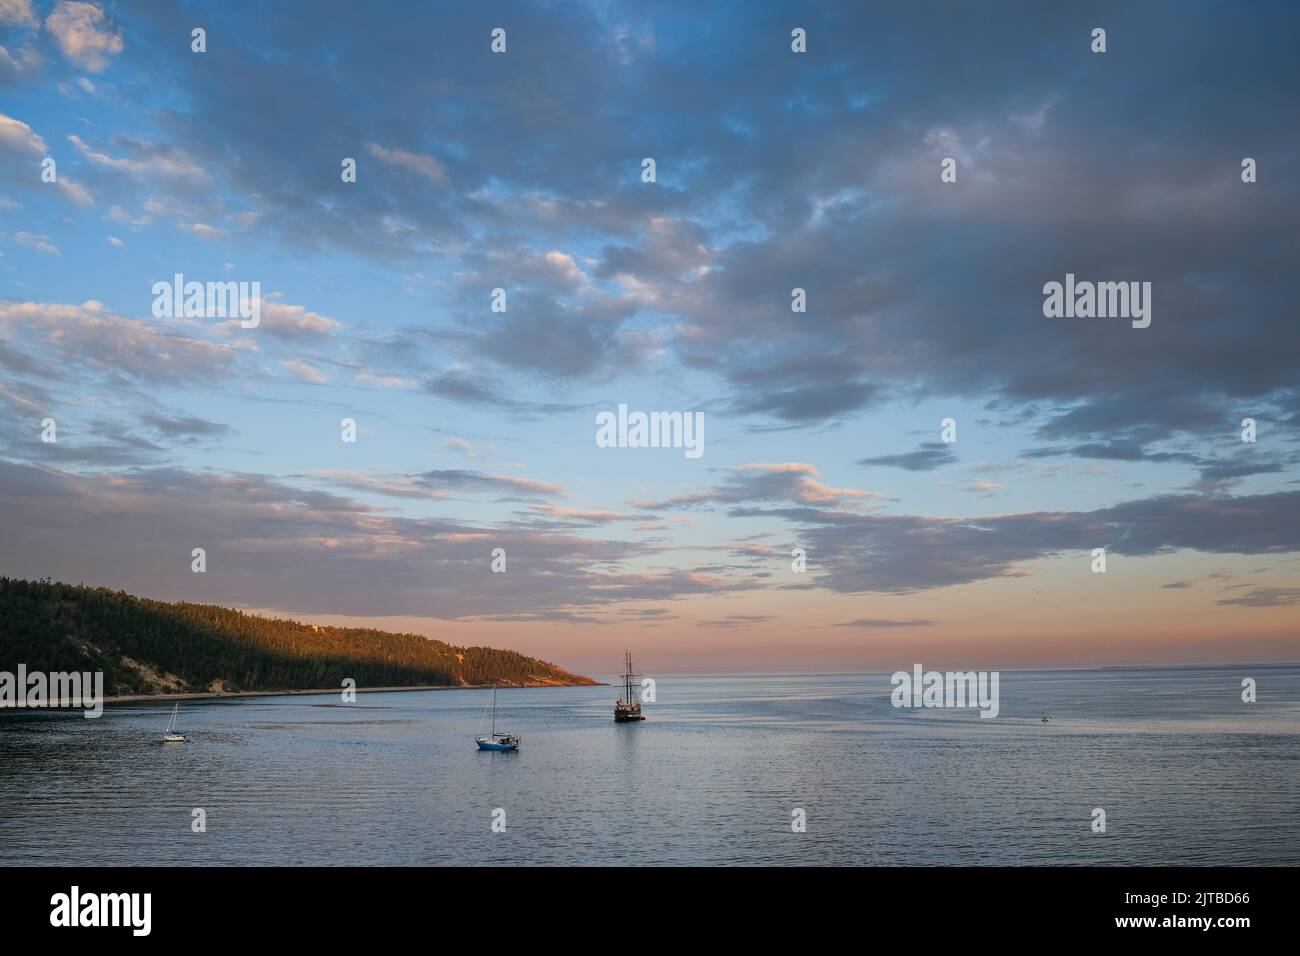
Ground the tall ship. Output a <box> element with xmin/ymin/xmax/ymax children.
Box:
<box><xmin>614</xmin><ymin>650</ymin><xmax>646</xmax><ymax>722</ymax></box>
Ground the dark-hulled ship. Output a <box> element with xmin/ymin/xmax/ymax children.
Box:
<box><xmin>614</xmin><ymin>650</ymin><xmax>646</xmax><ymax>722</ymax></box>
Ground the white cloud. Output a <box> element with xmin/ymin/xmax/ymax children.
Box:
<box><xmin>68</xmin><ymin>133</ymin><xmax>206</xmax><ymax>182</ymax></box>
<box><xmin>0</xmin><ymin>115</ymin><xmax>92</xmax><ymax>205</ymax></box>
<box><xmin>44</xmin><ymin>1</ymin><xmax>123</xmax><ymax>72</ymax></box>
<box><xmin>56</xmin><ymin>178</ymin><xmax>93</xmax><ymax>205</ymax></box>
<box><xmin>0</xmin><ymin>300</ymin><xmax>238</xmax><ymax>384</ymax></box>
<box><xmin>179</xmin><ymin>222</ymin><xmax>227</xmax><ymax>240</ymax></box>
<box><xmin>6</xmin><ymin>230</ymin><xmax>58</xmax><ymax>254</ymax></box>
<box><xmin>543</xmin><ymin>250</ymin><xmax>587</xmax><ymax>286</ymax></box>
<box><xmin>0</xmin><ymin>112</ymin><xmax>45</xmax><ymax>155</ymax></box>
<box><xmin>529</xmin><ymin>504</ymin><xmax>632</xmax><ymax>523</ymax></box>
<box><xmin>261</xmin><ymin>301</ymin><xmax>342</xmax><ymax>338</ymax></box>
<box><xmin>0</xmin><ymin>0</ymin><xmax>37</xmax><ymax>27</ymax></box>
<box><xmin>443</xmin><ymin>437</ymin><xmax>481</xmax><ymax>460</ymax></box>
<box><xmin>352</xmin><ymin>369</ymin><xmax>415</xmax><ymax>389</ymax></box>
<box><xmin>0</xmin><ymin>44</ymin><xmax>41</xmax><ymax>83</ymax></box>
<box><xmin>365</xmin><ymin>142</ymin><xmax>448</xmax><ymax>183</ymax></box>
<box><xmin>281</xmin><ymin>358</ymin><xmax>328</xmax><ymax>384</ymax></box>
<box><xmin>216</xmin><ymin>300</ymin><xmax>341</xmax><ymax>340</ymax></box>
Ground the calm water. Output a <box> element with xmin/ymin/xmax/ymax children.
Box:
<box><xmin>1</xmin><ymin>667</ymin><xmax>1297</xmax><ymax>865</ymax></box>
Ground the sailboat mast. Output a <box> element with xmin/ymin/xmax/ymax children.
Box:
<box><xmin>491</xmin><ymin>683</ymin><xmax>496</xmax><ymax>735</ymax></box>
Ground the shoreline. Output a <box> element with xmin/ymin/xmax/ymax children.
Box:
<box><xmin>102</xmin><ymin>682</ymin><xmax>606</xmax><ymax>705</ymax></box>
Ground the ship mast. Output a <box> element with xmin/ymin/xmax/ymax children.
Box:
<box><xmin>622</xmin><ymin>650</ymin><xmax>638</xmax><ymax>702</ymax></box>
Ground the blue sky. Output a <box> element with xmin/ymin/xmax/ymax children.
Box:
<box><xmin>2</xmin><ymin>0</ymin><xmax>1298</xmax><ymax>673</ymax></box>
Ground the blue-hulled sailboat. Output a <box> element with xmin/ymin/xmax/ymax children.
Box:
<box><xmin>475</xmin><ymin>683</ymin><xmax>520</xmax><ymax>751</ymax></box>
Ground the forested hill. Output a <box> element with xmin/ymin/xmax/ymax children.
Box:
<box><xmin>0</xmin><ymin>578</ymin><xmax>597</xmax><ymax>696</ymax></box>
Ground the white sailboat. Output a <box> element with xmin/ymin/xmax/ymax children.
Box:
<box><xmin>475</xmin><ymin>683</ymin><xmax>519</xmax><ymax>751</ymax></box>
<box><xmin>162</xmin><ymin>701</ymin><xmax>187</xmax><ymax>742</ymax></box>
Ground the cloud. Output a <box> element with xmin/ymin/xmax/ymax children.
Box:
<box><xmin>0</xmin><ymin>435</ymin><xmax>161</xmax><ymax>468</ymax></box>
<box><xmin>0</xmin><ymin>300</ymin><xmax>238</xmax><ymax>385</ymax></box>
<box><xmin>832</xmin><ymin>618</ymin><xmax>935</xmax><ymax>628</ymax></box>
<box><xmin>67</xmin><ymin>133</ymin><xmax>207</xmax><ymax>183</ymax></box>
<box><xmin>528</xmin><ymin>504</ymin><xmax>643</xmax><ymax>525</ymax></box>
<box><xmin>365</xmin><ymin>143</ymin><xmax>448</xmax><ymax>184</ymax></box>
<box><xmin>768</xmin><ymin>491</ymin><xmax>1300</xmax><ymax>595</ymax></box>
<box><xmin>445</xmin><ymin>289</ymin><xmax>655</xmax><ymax>381</ymax></box>
<box><xmin>730</xmin><ymin>381</ymin><xmax>882</xmax><ymax>423</ymax></box>
<box><xmin>0</xmin><ymin>0</ymin><xmax>36</xmax><ymax>27</ymax></box>
<box><xmin>57</xmin><ymin>178</ymin><xmax>93</xmax><ymax>205</ymax></box>
<box><xmin>257</xmin><ymin>301</ymin><xmax>342</xmax><ymax>340</ymax></box>
<box><xmin>179</xmin><ymin>222</ymin><xmax>227</xmax><ymax>240</ymax></box>
<box><xmin>64</xmin><ymin>0</ymin><xmax>1292</xmax><ymax>443</ymax></box>
<box><xmin>859</xmin><ymin>443</ymin><xmax>957</xmax><ymax>471</ymax></box>
<box><xmin>697</xmin><ymin>614</ymin><xmax>774</xmax><ymax>629</ymax></box>
<box><xmin>0</xmin><ymin>112</ymin><xmax>44</xmax><ymax>154</ymax></box>
<box><xmin>0</xmin><ymin>460</ymin><xmax>766</xmax><ymax>619</ymax></box>
<box><xmin>415</xmin><ymin>470</ymin><xmax>565</xmax><ymax>499</ymax></box>
<box><xmin>0</xmin><ymin>44</ymin><xmax>40</xmax><ymax>85</ymax></box>
<box><xmin>421</xmin><ymin>367</ymin><xmax>581</xmax><ymax>415</ymax></box>
<box><xmin>44</xmin><ymin>1</ymin><xmax>123</xmax><ymax>72</ymax></box>
<box><xmin>281</xmin><ymin>358</ymin><xmax>327</xmax><ymax>383</ymax></box>
<box><xmin>636</xmin><ymin>463</ymin><xmax>888</xmax><ymax>510</ymax></box>
<box><xmin>1024</xmin><ymin>440</ymin><xmax>1294</xmax><ymax>491</ymax></box>
<box><xmin>423</xmin><ymin>369</ymin><xmax>507</xmax><ymax>407</ymax></box>
<box><xmin>8</xmin><ymin>230</ymin><xmax>58</xmax><ymax>254</ymax></box>
<box><xmin>319</xmin><ymin>469</ymin><xmax>567</xmax><ymax>501</ymax></box>
<box><xmin>442</xmin><ymin>437</ymin><xmax>482</xmax><ymax>460</ymax></box>
<box><xmin>1214</xmin><ymin>587</ymin><xmax>1300</xmax><ymax>608</ymax></box>
<box><xmin>348</xmin><ymin>368</ymin><xmax>414</xmax><ymax>389</ymax></box>
<box><xmin>0</xmin><ymin>340</ymin><xmax>56</xmax><ymax>380</ymax></box>
<box><xmin>138</xmin><ymin>412</ymin><xmax>233</xmax><ymax>443</ymax></box>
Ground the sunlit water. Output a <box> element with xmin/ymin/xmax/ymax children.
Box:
<box><xmin>1</xmin><ymin>666</ymin><xmax>1296</xmax><ymax>865</ymax></box>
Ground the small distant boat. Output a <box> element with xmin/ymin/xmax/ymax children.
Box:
<box><xmin>1041</xmin><ymin>714</ymin><xmax>1056</xmax><ymax>723</ymax></box>
<box><xmin>162</xmin><ymin>701</ymin><xmax>187</xmax><ymax>742</ymax></box>
<box><xmin>475</xmin><ymin>683</ymin><xmax>519</xmax><ymax>751</ymax></box>
<box><xmin>614</xmin><ymin>650</ymin><xmax>645</xmax><ymax>722</ymax></box>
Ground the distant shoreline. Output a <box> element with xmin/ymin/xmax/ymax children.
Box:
<box><xmin>102</xmin><ymin>682</ymin><xmax>607</xmax><ymax>705</ymax></box>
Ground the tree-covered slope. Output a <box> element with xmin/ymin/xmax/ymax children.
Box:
<box><xmin>0</xmin><ymin>578</ymin><xmax>596</xmax><ymax>695</ymax></box>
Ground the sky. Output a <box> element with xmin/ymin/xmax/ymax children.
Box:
<box><xmin>1</xmin><ymin>0</ymin><xmax>1297</xmax><ymax>677</ymax></box>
